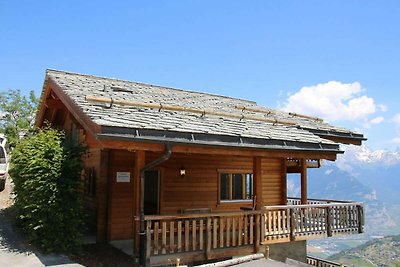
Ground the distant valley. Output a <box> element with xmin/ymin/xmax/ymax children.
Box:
<box><xmin>288</xmin><ymin>145</ymin><xmax>400</xmax><ymax>259</ymax></box>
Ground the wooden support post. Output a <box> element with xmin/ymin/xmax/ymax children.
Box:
<box><xmin>300</xmin><ymin>158</ymin><xmax>307</xmax><ymax>205</ymax></box>
<box><xmin>255</xmin><ymin>214</ymin><xmax>261</xmax><ymax>253</ymax></box>
<box><xmin>326</xmin><ymin>206</ymin><xmax>332</xmax><ymax>237</ymax></box>
<box><xmin>357</xmin><ymin>205</ymin><xmax>364</xmax><ymax>234</ymax></box>
<box><xmin>253</xmin><ymin>157</ymin><xmax>262</xmax><ymax>209</ymax></box>
<box><xmin>206</xmin><ymin>217</ymin><xmax>211</xmax><ymax>259</ymax></box>
<box><xmin>133</xmin><ymin>151</ymin><xmax>145</xmax><ymax>258</ymax></box>
<box><xmin>289</xmin><ymin>208</ymin><xmax>295</xmax><ymax>241</ymax></box>
<box><xmin>281</xmin><ymin>158</ymin><xmax>287</xmax><ymax>205</ymax></box>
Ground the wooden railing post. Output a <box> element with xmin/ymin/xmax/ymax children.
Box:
<box><xmin>289</xmin><ymin>208</ymin><xmax>295</xmax><ymax>241</ymax></box>
<box><xmin>145</xmin><ymin>220</ymin><xmax>152</xmax><ymax>267</ymax></box>
<box><xmin>255</xmin><ymin>213</ymin><xmax>261</xmax><ymax>253</ymax></box>
<box><xmin>357</xmin><ymin>205</ymin><xmax>364</xmax><ymax>233</ymax></box>
<box><xmin>326</xmin><ymin>206</ymin><xmax>332</xmax><ymax>237</ymax></box>
<box><xmin>206</xmin><ymin>217</ymin><xmax>211</xmax><ymax>259</ymax></box>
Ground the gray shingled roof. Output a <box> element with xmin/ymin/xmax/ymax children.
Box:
<box><xmin>41</xmin><ymin>69</ymin><xmax>364</xmax><ymax>153</ymax></box>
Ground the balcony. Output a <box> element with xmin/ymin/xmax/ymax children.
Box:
<box><xmin>143</xmin><ymin>198</ymin><xmax>364</xmax><ymax>266</ymax></box>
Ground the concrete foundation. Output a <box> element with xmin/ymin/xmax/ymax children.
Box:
<box><xmin>266</xmin><ymin>241</ymin><xmax>307</xmax><ymax>263</ymax></box>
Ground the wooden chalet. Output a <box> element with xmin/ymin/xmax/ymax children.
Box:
<box><xmin>36</xmin><ymin>69</ymin><xmax>366</xmax><ymax>266</ymax></box>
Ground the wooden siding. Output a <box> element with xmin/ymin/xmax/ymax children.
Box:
<box><xmin>261</xmin><ymin>158</ymin><xmax>283</xmax><ymax>206</ymax></box>
<box><xmin>146</xmin><ymin>152</ymin><xmax>284</xmax><ymax>215</ymax></box>
<box><xmin>107</xmin><ymin>150</ymin><xmax>135</xmax><ymax>240</ymax></box>
<box><xmin>93</xmin><ymin>149</ymin><xmax>286</xmax><ymax>241</ymax></box>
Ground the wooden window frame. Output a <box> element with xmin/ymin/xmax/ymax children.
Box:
<box><xmin>218</xmin><ymin>169</ymin><xmax>253</xmax><ymax>203</ymax></box>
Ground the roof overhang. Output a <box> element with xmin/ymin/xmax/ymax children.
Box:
<box><xmin>96</xmin><ymin>126</ymin><xmax>343</xmax><ymax>159</ymax></box>
<box><xmin>301</xmin><ymin>127</ymin><xmax>367</xmax><ymax>146</ymax></box>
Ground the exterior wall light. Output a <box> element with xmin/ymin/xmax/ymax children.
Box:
<box><xmin>180</xmin><ymin>166</ymin><xmax>186</xmax><ymax>177</ymax></box>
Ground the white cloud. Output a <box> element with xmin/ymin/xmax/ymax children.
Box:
<box><xmin>369</xmin><ymin>116</ymin><xmax>384</xmax><ymax>124</ymax></box>
<box><xmin>364</xmin><ymin>116</ymin><xmax>385</xmax><ymax>128</ymax></box>
<box><xmin>324</xmin><ymin>169</ymin><xmax>333</xmax><ymax>175</ymax></box>
<box><xmin>378</xmin><ymin>104</ymin><xmax>388</xmax><ymax>112</ymax></box>
<box><xmin>391</xmin><ymin>114</ymin><xmax>400</xmax><ymax>125</ymax></box>
<box><xmin>282</xmin><ymin>81</ymin><xmax>377</xmax><ymax>122</ymax></box>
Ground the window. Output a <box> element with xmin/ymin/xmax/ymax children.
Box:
<box><xmin>219</xmin><ymin>172</ymin><xmax>253</xmax><ymax>201</ymax></box>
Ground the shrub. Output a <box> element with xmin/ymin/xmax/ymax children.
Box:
<box><xmin>10</xmin><ymin>127</ymin><xmax>85</xmax><ymax>254</ymax></box>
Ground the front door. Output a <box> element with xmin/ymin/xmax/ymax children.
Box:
<box><xmin>144</xmin><ymin>170</ymin><xmax>160</xmax><ymax>215</ymax></box>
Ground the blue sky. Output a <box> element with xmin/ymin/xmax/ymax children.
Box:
<box><xmin>1</xmin><ymin>1</ymin><xmax>400</xmax><ymax>150</ymax></box>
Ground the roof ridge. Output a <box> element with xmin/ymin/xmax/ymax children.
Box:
<box><xmin>46</xmin><ymin>69</ymin><xmax>257</xmax><ymax>104</ymax></box>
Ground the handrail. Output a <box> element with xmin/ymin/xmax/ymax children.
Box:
<box><xmin>264</xmin><ymin>202</ymin><xmax>363</xmax><ymax>210</ymax></box>
<box><xmin>144</xmin><ymin>210</ymin><xmax>262</xmax><ymax>221</ymax></box>
<box><xmin>288</xmin><ymin>196</ymin><xmax>353</xmax><ymax>204</ymax></box>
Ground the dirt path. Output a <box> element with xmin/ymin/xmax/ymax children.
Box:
<box><xmin>0</xmin><ymin>175</ymin><xmax>13</xmax><ymax>209</ymax></box>
<box><xmin>0</xmin><ymin>178</ymin><xmax>83</xmax><ymax>267</ymax></box>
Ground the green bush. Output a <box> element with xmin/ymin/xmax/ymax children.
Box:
<box><xmin>10</xmin><ymin>127</ymin><xmax>85</xmax><ymax>254</ymax></box>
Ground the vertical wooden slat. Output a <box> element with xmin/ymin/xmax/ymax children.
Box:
<box><xmin>154</xmin><ymin>222</ymin><xmax>159</xmax><ymax>255</ymax></box>
<box><xmin>249</xmin><ymin>215</ymin><xmax>254</xmax><ymax>244</ymax></box>
<box><xmin>244</xmin><ymin>215</ymin><xmax>249</xmax><ymax>245</ymax></box>
<box><xmin>268</xmin><ymin>211</ymin><xmax>272</xmax><ymax>236</ymax></box>
<box><xmin>185</xmin><ymin>220</ymin><xmax>190</xmax><ymax>252</ymax></box>
<box><xmin>177</xmin><ymin>221</ymin><xmax>182</xmax><ymax>252</ymax></box>
<box><xmin>192</xmin><ymin>220</ymin><xmax>197</xmax><ymax>251</ymax></box>
<box><xmin>169</xmin><ymin>221</ymin><xmax>174</xmax><ymax>253</ymax></box>
<box><xmin>146</xmin><ymin>221</ymin><xmax>152</xmax><ymax>258</ymax></box>
<box><xmin>213</xmin><ymin>218</ymin><xmax>218</xmax><ymax>249</ymax></box>
<box><xmin>260</xmin><ymin>214</ymin><xmax>265</xmax><ymax>244</ymax></box>
<box><xmin>255</xmin><ymin>214</ymin><xmax>260</xmax><ymax>253</ymax></box>
<box><xmin>290</xmin><ymin>208</ymin><xmax>295</xmax><ymax>241</ymax></box>
<box><xmin>326</xmin><ymin>206</ymin><xmax>332</xmax><ymax>237</ymax></box>
<box><xmin>219</xmin><ymin>217</ymin><xmax>224</xmax><ymax>248</ymax></box>
<box><xmin>238</xmin><ymin>216</ymin><xmax>243</xmax><ymax>246</ymax></box>
<box><xmin>226</xmin><ymin>218</ymin><xmax>231</xmax><ymax>247</ymax></box>
<box><xmin>277</xmin><ymin>210</ymin><xmax>282</xmax><ymax>235</ymax></box>
<box><xmin>161</xmin><ymin>221</ymin><xmax>167</xmax><ymax>254</ymax></box>
<box><xmin>232</xmin><ymin>217</ymin><xmax>237</xmax><ymax>247</ymax></box>
<box><xmin>206</xmin><ymin>218</ymin><xmax>211</xmax><ymax>258</ymax></box>
<box><xmin>199</xmin><ymin>219</ymin><xmax>204</xmax><ymax>250</ymax></box>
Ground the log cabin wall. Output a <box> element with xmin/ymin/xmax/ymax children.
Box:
<box><xmin>107</xmin><ymin>150</ymin><xmax>136</xmax><ymax>240</ymax></box>
<box><xmin>148</xmin><ymin>152</ymin><xmax>285</xmax><ymax>215</ymax></box>
<box><xmin>95</xmin><ymin>149</ymin><xmax>286</xmax><ymax>241</ymax></box>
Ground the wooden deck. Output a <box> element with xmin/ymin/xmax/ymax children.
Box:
<box><xmin>143</xmin><ymin>198</ymin><xmax>364</xmax><ymax>266</ymax></box>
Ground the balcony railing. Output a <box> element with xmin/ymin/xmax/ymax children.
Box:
<box><xmin>307</xmin><ymin>256</ymin><xmax>347</xmax><ymax>267</ymax></box>
<box><xmin>143</xmin><ymin>199</ymin><xmax>363</xmax><ymax>266</ymax></box>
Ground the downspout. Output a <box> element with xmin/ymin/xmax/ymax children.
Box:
<box><xmin>139</xmin><ymin>143</ymin><xmax>172</xmax><ymax>266</ymax></box>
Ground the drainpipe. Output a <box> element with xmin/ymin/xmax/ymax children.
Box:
<box><xmin>139</xmin><ymin>143</ymin><xmax>172</xmax><ymax>266</ymax></box>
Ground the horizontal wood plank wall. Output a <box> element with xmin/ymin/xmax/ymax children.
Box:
<box><xmin>108</xmin><ymin>150</ymin><xmax>136</xmax><ymax>240</ymax></box>
<box><xmin>261</xmin><ymin>158</ymin><xmax>283</xmax><ymax>206</ymax></box>
<box><xmin>146</xmin><ymin>152</ymin><xmax>283</xmax><ymax>215</ymax></box>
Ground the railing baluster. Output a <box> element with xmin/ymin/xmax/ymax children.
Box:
<box><xmin>226</xmin><ymin>217</ymin><xmax>231</xmax><ymax>247</ymax></box>
<box><xmin>177</xmin><ymin>221</ymin><xmax>182</xmax><ymax>252</ymax></box>
<box><xmin>162</xmin><ymin>221</ymin><xmax>167</xmax><ymax>254</ymax></box>
<box><xmin>154</xmin><ymin>222</ymin><xmax>159</xmax><ymax>255</ymax></box>
<box><xmin>192</xmin><ymin>220</ymin><xmax>197</xmax><ymax>251</ymax></box>
<box><xmin>219</xmin><ymin>217</ymin><xmax>224</xmax><ymax>248</ymax></box>
<box><xmin>146</xmin><ymin>221</ymin><xmax>152</xmax><ymax>258</ymax></box>
<box><xmin>249</xmin><ymin>215</ymin><xmax>254</xmax><ymax>244</ymax></box>
<box><xmin>169</xmin><ymin>221</ymin><xmax>175</xmax><ymax>253</ymax></box>
<box><xmin>185</xmin><ymin>220</ymin><xmax>190</xmax><ymax>252</ymax></box>
<box><xmin>238</xmin><ymin>215</ymin><xmax>243</xmax><ymax>246</ymax></box>
<box><xmin>244</xmin><ymin>215</ymin><xmax>249</xmax><ymax>245</ymax></box>
<box><xmin>199</xmin><ymin>219</ymin><xmax>204</xmax><ymax>250</ymax></box>
<box><xmin>232</xmin><ymin>217</ymin><xmax>237</xmax><ymax>247</ymax></box>
<box><xmin>213</xmin><ymin>218</ymin><xmax>218</xmax><ymax>249</ymax></box>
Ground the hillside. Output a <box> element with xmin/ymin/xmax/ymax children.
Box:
<box><xmin>328</xmin><ymin>235</ymin><xmax>400</xmax><ymax>267</ymax></box>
